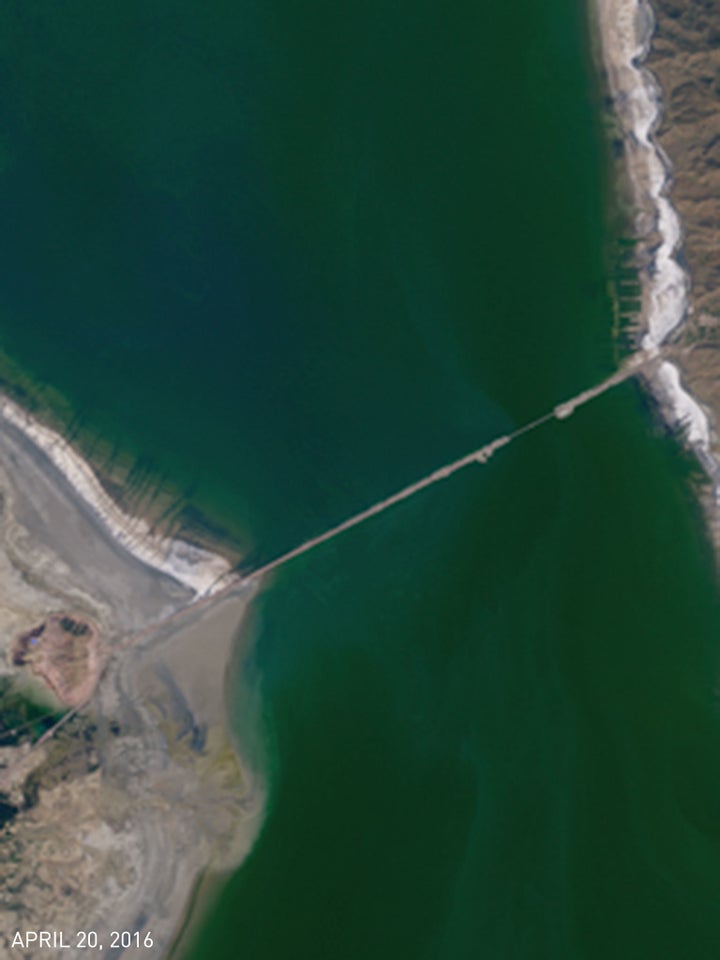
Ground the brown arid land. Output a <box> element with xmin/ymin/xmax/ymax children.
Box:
<box><xmin>11</xmin><ymin>614</ymin><xmax>105</xmax><ymax>709</ymax></box>
<box><xmin>641</xmin><ymin>0</ymin><xmax>720</xmax><ymax>546</ymax></box>
<box><xmin>593</xmin><ymin>0</ymin><xmax>720</xmax><ymax>549</ymax></box>
<box><xmin>648</xmin><ymin>1</ymin><xmax>720</xmax><ymax>407</ymax></box>
<box><xmin>0</xmin><ymin>409</ymin><xmax>265</xmax><ymax>960</ymax></box>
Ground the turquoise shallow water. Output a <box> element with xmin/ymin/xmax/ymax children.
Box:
<box><xmin>2</xmin><ymin>1</ymin><xmax>720</xmax><ymax>958</ymax></box>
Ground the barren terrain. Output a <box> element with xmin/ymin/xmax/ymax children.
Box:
<box><xmin>0</xmin><ymin>415</ymin><xmax>263</xmax><ymax>959</ymax></box>
<box><xmin>648</xmin><ymin>1</ymin><xmax>720</xmax><ymax>463</ymax></box>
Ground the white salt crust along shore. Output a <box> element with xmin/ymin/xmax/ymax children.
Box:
<box><xmin>594</xmin><ymin>0</ymin><xmax>713</xmax><ymax>458</ymax></box>
<box><xmin>0</xmin><ymin>394</ymin><xmax>235</xmax><ymax>598</ymax></box>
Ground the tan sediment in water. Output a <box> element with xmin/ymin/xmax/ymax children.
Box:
<box><xmin>0</xmin><ymin>406</ymin><xmax>264</xmax><ymax>959</ymax></box>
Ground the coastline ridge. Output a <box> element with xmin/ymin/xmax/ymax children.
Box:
<box><xmin>0</xmin><ymin>393</ymin><xmax>234</xmax><ymax>599</ymax></box>
<box><xmin>594</xmin><ymin>0</ymin><xmax>717</xmax><ymax>473</ymax></box>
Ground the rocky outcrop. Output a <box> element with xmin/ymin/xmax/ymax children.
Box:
<box><xmin>12</xmin><ymin>614</ymin><xmax>104</xmax><ymax>708</ymax></box>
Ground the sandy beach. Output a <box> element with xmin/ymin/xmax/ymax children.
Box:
<box><xmin>0</xmin><ymin>395</ymin><xmax>236</xmax><ymax>600</ymax></box>
<box><xmin>0</xmin><ymin>400</ymin><xmax>265</xmax><ymax>958</ymax></box>
<box><xmin>592</xmin><ymin>0</ymin><xmax>720</xmax><ymax>524</ymax></box>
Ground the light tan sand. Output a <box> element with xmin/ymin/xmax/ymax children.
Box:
<box><xmin>0</xmin><ymin>411</ymin><xmax>265</xmax><ymax>959</ymax></box>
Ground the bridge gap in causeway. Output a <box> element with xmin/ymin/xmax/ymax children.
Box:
<box><xmin>122</xmin><ymin>349</ymin><xmax>659</xmax><ymax>650</ymax></box>
<box><xmin>237</xmin><ymin>350</ymin><xmax>657</xmax><ymax>588</ymax></box>
<box><xmin>26</xmin><ymin>351</ymin><xmax>661</xmax><ymax>758</ymax></box>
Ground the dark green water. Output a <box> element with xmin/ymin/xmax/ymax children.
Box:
<box><xmin>2</xmin><ymin>1</ymin><xmax>720</xmax><ymax>958</ymax></box>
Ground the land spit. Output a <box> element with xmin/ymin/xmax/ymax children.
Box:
<box><xmin>0</xmin><ymin>410</ymin><xmax>264</xmax><ymax>959</ymax></box>
<box><xmin>0</xmin><ymin>332</ymin><xmax>668</xmax><ymax>958</ymax></box>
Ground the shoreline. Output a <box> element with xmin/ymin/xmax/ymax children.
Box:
<box><xmin>108</xmin><ymin>590</ymin><xmax>267</xmax><ymax>960</ymax></box>
<box><xmin>0</xmin><ymin>403</ymin><xmax>265</xmax><ymax>957</ymax></box>
<box><xmin>592</xmin><ymin>0</ymin><xmax>720</xmax><ymax>486</ymax></box>
<box><xmin>0</xmin><ymin>377</ymin><xmax>263</xmax><ymax>957</ymax></box>
<box><xmin>0</xmin><ymin>393</ymin><xmax>238</xmax><ymax>600</ymax></box>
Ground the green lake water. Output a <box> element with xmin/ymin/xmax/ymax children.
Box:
<box><xmin>2</xmin><ymin>1</ymin><xmax>720</xmax><ymax>957</ymax></box>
